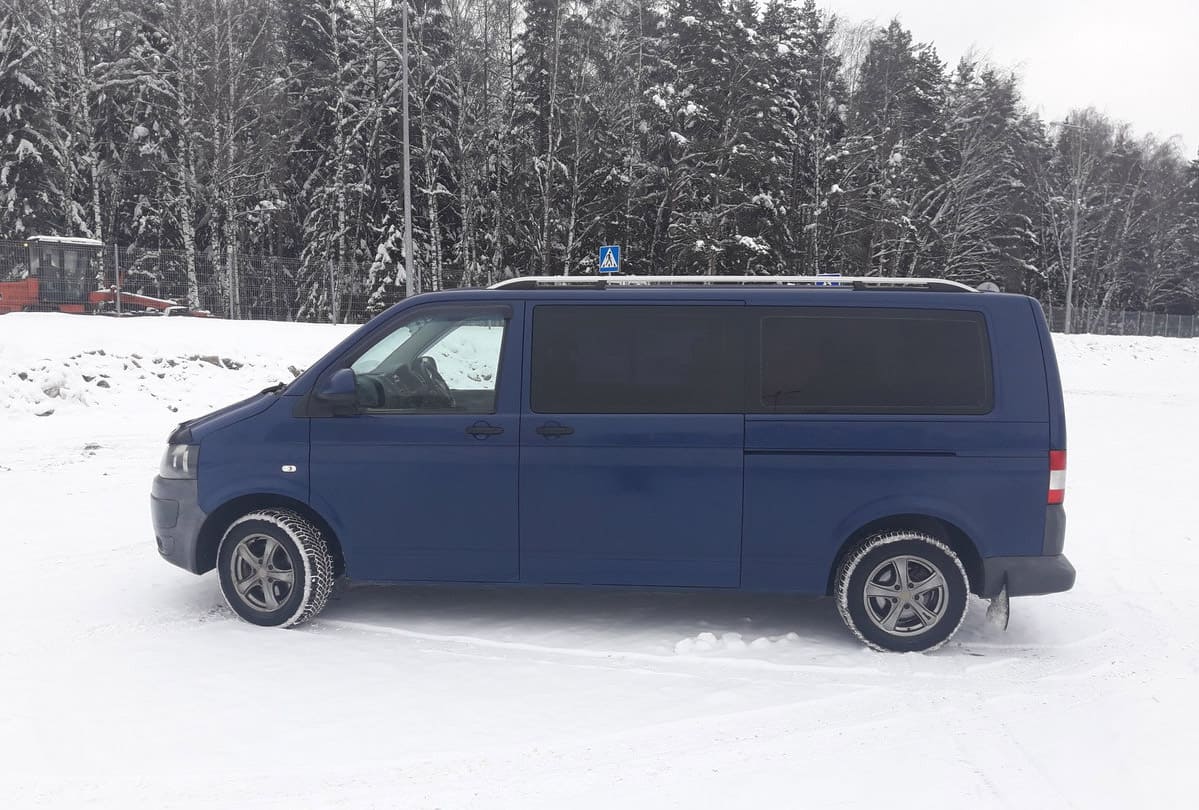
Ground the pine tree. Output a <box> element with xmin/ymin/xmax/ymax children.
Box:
<box><xmin>284</xmin><ymin>0</ymin><xmax>365</xmax><ymax>322</ymax></box>
<box><xmin>0</xmin><ymin>8</ymin><xmax>49</xmax><ymax>237</ymax></box>
<box><xmin>1</xmin><ymin>0</ymin><xmax>1195</xmax><ymax>320</ymax></box>
<box><xmin>758</xmin><ymin>0</ymin><xmax>846</xmax><ymax>274</ymax></box>
<box><xmin>649</xmin><ymin>0</ymin><xmax>760</xmax><ymax>275</ymax></box>
<box><xmin>843</xmin><ymin>20</ymin><xmax>947</xmax><ymax>276</ymax></box>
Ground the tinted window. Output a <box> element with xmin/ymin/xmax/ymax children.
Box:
<box><xmin>758</xmin><ymin>308</ymin><xmax>992</xmax><ymax>414</ymax></box>
<box><xmin>531</xmin><ymin>305</ymin><xmax>743</xmax><ymax>413</ymax></box>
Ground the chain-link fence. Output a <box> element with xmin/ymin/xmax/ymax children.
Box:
<box><xmin>0</xmin><ymin>238</ymin><xmax>380</xmax><ymax>323</ymax></box>
<box><xmin>1041</xmin><ymin>302</ymin><xmax>1198</xmax><ymax>338</ymax></box>
<box><xmin>4</xmin><ymin>238</ymin><xmax>1198</xmax><ymax>336</ymax></box>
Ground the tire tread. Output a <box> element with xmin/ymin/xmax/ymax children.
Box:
<box><xmin>835</xmin><ymin>530</ymin><xmax>969</xmax><ymax>653</ymax></box>
<box><xmin>218</xmin><ymin>508</ymin><xmax>335</xmax><ymax>628</ymax></box>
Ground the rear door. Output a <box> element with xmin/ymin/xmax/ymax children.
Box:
<box><xmin>518</xmin><ymin>302</ymin><xmax>746</xmax><ymax>587</ymax></box>
<box><xmin>309</xmin><ymin>302</ymin><xmax>523</xmax><ymax>582</ymax></box>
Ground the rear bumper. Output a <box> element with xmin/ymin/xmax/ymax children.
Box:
<box><xmin>151</xmin><ymin>476</ymin><xmax>207</xmax><ymax>574</ymax></box>
<box><xmin>980</xmin><ymin>554</ymin><xmax>1076</xmax><ymax>597</ymax></box>
<box><xmin>976</xmin><ymin>502</ymin><xmax>1074</xmax><ymax>597</ymax></box>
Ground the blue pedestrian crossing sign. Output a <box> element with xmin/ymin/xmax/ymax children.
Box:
<box><xmin>598</xmin><ymin>245</ymin><xmax>621</xmax><ymax>273</ymax></box>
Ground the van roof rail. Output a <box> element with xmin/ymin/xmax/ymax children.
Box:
<box><xmin>488</xmin><ymin>275</ymin><xmax>978</xmax><ymax>292</ymax></box>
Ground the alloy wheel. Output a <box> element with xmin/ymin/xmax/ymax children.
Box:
<box><xmin>861</xmin><ymin>554</ymin><xmax>950</xmax><ymax>637</ymax></box>
<box><xmin>228</xmin><ymin>533</ymin><xmax>296</xmax><ymax>612</ymax></box>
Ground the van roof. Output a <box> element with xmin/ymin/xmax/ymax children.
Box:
<box><xmin>490</xmin><ymin>275</ymin><xmax>979</xmax><ymax>293</ymax></box>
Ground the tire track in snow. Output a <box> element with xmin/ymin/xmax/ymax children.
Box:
<box><xmin>320</xmin><ymin>617</ymin><xmax>890</xmax><ymax>677</ymax></box>
<box><xmin>317</xmin><ymin>616</ymin><xmax>1110</xmax><ymax>688</ymax></box>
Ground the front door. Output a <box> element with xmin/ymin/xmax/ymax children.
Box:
<box><xmin>519</xmin><ymin>303</ymin><xmax>746</xmax><ymax>587</ymax></box>
<box><xmin>310</xmin><ymin>302</ymin><xmax>522</xmax><ymax>582</ymax></box>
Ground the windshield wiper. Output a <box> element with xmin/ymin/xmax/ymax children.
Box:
<box><xmin>260</xmin><ymin>382</ymin><xmax>288</xmax><ymax>395</ymax></box>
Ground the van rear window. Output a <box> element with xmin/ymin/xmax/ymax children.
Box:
<box><xmin>758</xmin><ymin>308</ymin><xmax>993</xmax><ymax>414</ymax></box>
<box><xmin>531</xmin><ymin>305</ymin><xmax>743</xmax><ymax>413</ymax></box>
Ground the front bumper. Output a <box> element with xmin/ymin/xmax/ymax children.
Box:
<box><xmin>151</xmin><ymin>475</ymin><xmax>207</xmax><ymax>573</ymax></box>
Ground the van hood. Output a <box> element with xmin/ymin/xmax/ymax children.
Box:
<box><xmin>168</xmin><ymin>385</ymin><xmax>285</xmax><ymax>444</ymax></box>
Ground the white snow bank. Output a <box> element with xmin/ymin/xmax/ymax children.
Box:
<box><xmin>0</xmin><ymin>313</ymin><xmax>354</xmax><ymax>421</ymax></box>
<box><xmin>675</xmin><ymin>630</ymin><xmax>802</xmax><ymax>654</ymax></box>
<box><xmin>0</xmin><ymin>312</ymin><xmax>504</xmax><ymax>421</ymax></box>
<box><xmin>1053</xmin><ymin>333</ymin><xmax>1199</xmax><ymax>399</ymax></box>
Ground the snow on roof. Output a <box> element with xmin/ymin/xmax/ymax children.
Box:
<box><xmin>26</xmin><ymin>236</ymin><xmax>104</xmax><ymax>246</ymax></box>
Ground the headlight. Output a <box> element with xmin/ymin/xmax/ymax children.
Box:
<box><xmin>159</xmin><ymin>444</ymin><xmax>199</xmax><ymax>479</ymax></box>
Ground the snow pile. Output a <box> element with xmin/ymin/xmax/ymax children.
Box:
<box><xmin>675</xmin><ymin>630</ymin><xmax>802</xmax><ymax>654</ymax></box>
<box><xmin>1054</xmin><ymin>333</ymin><xmax>1199</xmax><ymax>399</ymax></box>
<box><xmin>4</xmin><ymin>349</ymin><xmax>271</xmax><ymax>418</ymax></box>
<box><xmin>0</xmin><ymin>313</ymin><xmax>354</xmax><ymax>421</ymax></box>
<box><xmin>426</xmin><ymin>322</ymin><xmax>503</xmax><ymax>389</ymax></box>
<box><xmin>0</xmin><ymin>312</ymin><xmax>504</xmax><ymax>419</ymax></box>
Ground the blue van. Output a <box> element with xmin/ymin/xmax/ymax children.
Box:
<box><xmin>151</xmin><ymin>276</ymin><xmax>1075</xmax><ymax>652</ymax></box>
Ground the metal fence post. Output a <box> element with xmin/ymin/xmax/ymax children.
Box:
<box><xmin>328</xmin><ymin>258</ymin><xmax>338</xmax><ymax>325</ymax></box>
<box><xmin>112</xmin><ymin>242</ymin><xmax>122</xmax><ymax>315</ymax></box>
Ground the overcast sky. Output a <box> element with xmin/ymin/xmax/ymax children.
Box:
<box><xmin>826</xmin><ymin>0</ymin><xmax>1199</xmax><ymax>155</ymax></box>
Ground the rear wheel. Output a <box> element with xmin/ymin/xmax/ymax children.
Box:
<box><xmin>216</xmin><ymin>508</ymin><xmax>334</xmax><ymax>628</ymax></box>
<box><xmin>835</xmin><ymin>531</ymin><xmax>969</xmax><ymax>653</ymax></box>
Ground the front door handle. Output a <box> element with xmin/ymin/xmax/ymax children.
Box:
<box><xmin>466</xmin><ymin>421</ymin><xmax>505</xmax><ymax>439</ymax></box>
<box><xmin>536</xmin><ymin>422</ymin><xmax>574</xmax><ymax>438</ymax></box>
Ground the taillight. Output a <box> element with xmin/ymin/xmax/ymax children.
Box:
<box><xmin>1048</xmin><ymin>450</ymin><xmax>1067</xmax><ymax>504</ymax></box>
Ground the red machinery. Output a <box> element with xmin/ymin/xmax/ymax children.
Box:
<box><xmin>0</xmin><ymin>236</ymin><xmax>210</xmax><ymax>317</ymax></box>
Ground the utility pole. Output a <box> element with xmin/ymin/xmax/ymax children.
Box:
<box><xmin>112</xmin><ymin>242</ymin><xmax>122</xmax><ymax>315</ymax></box>
<box><xmin>1057</xmin><ymin>120</ymin><xmax>1086</xmax><ymax>335</ymax></box>
<box><xmin>1065</xmin><ymin>135</ymin><xmax>1082</xmax><ymax>334</ymax></box>
<box><xmin>402</xmin><ymin>2</ymin><xmax>416</xmax><ymax>298</ymax></box>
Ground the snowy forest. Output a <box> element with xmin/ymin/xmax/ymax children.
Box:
<box><xmin>2</xmin><ymin>0</ymin><xmax>1198</xmax><ymax>322</ymax></box>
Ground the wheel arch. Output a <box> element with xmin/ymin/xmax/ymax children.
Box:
<box><xmin>197</xmin><ymin>494</ymin><xmax>345</xmax><ymax>577</ymax></box>
<box><xmin>827</xmin><ymin>514</ymin><xmax>983</xmax><ymax>596</ymax></box>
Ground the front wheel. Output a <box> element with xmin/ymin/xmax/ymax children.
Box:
<box><xmin>835</xmin><ymin>531</ymin><xmax>969</xmax><ymax>653</ymax></box>
<box><xmin>217</xmin><ymin>508</ymin><xmax>335</xmax><ymax>628</ymax></box>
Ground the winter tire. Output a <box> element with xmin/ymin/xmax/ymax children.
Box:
<box><xmin>217</xmin><ymin>508</ymin><xmax>335</xmax><ymax>628</ymax></box>
<box><xmin>835</xmin><ymin>530</ymin><xmax>969</xmax><ymax>653</ymax></box>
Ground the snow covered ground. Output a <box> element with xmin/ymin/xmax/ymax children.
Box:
<box><xmin>1</xmin><ymin>312</ymin><xmax>1196</xmax><ymax>808</ymax></box>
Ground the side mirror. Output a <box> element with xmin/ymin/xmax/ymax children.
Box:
<box><xmin>315</xmin><ymin>368</ymin><xmax>360</xmax><ymax>416</ymax></box>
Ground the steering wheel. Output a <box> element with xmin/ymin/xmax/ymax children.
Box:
<box><xmin>412</xmin><ymin>354</ymin><xmax>450</xmax><ymax>405</ymax></box>
<box><xmin>371</xmin><ymin>356</ymin><xmax>454</xmax><ymax>410</ymax></box>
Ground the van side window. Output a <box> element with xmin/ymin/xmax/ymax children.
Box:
<box><xmin>758</xmin><ymin>308</ymin><xmax>993</xmax><ymax>414</ymax></box>
<box><xmin>349</xmin><ymin>311</ymin><xmax>507</xmax><ymax>413</ymax></box>
<box><xmin>531</xmin><ymin>305</ymin><xmax>743</xmax><ymax>414</ymax></box>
